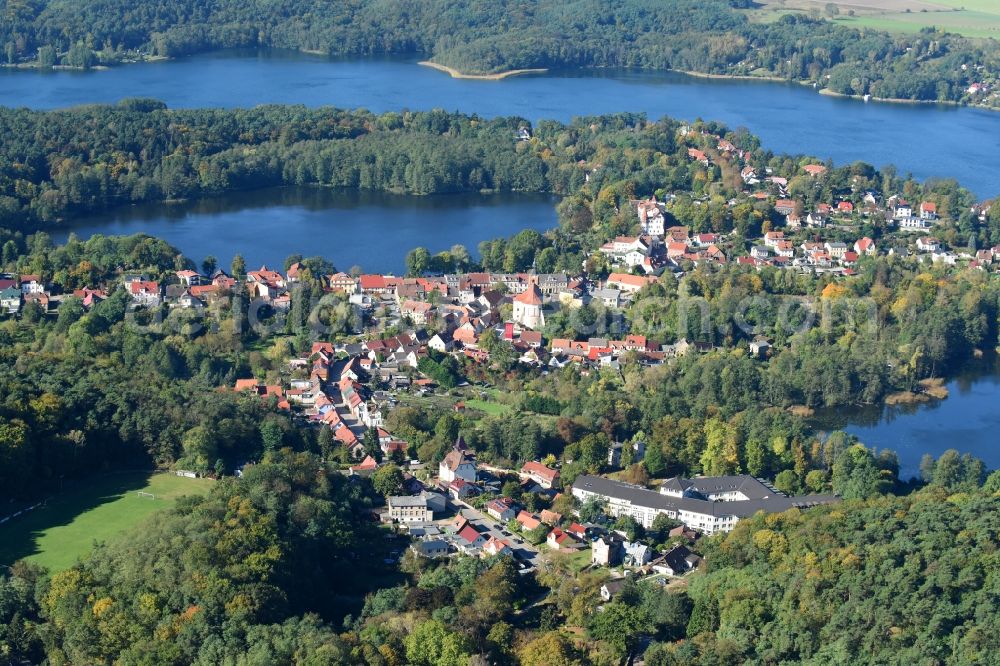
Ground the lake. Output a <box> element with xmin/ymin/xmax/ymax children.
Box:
<box><xmin>2</xmin><ymin>49</ymin><xmax>999</xmax><ymax>197</ymax></box>
<box><xmin>10</xmin><ymin>50</ymin><xmax>1000</xmax><ymax>473</ymax></box>
<box><xmin>50</xmin><ymin>188</ymin><xmax>558</xmax><ymax>273</ymax></box>
<box><xmin>812</xmin><ymin>362</ymin><xmax>1000</xmax><ymax>479</ymax></box>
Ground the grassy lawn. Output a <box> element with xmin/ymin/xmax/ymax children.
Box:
<box><xmin>548</xmin><ymin>546</ymin><xmax>593</xmax><ymax>573</ymax></box>
<box><xmin>833</xmin><ymin>10</ymin><xmax>1000</xmax><ymax>39</ymax></box>
<box><xmin>746</xmin><ymin>0</ymin><xmax>1000</xmax><ymax>39</ymax></box>
<box><xmin>462</xmin><ymin>398</ymin><xmax>513</xmax><ymax>416</ymax></box>
<box><xmin>0</xmin><ymin>472</ymin><xmax>213</xmax><ymax>571</ymax></box>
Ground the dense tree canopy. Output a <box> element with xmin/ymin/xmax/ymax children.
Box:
<box><xmin>2</xmin><ymin>0</ymin><xmax>998</xmax><ymax>105</ymax></box>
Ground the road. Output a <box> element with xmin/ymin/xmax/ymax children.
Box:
<box><xmin>450</xmin><ymin>499</ymin><xmax>543</xmax><ymax>570</ymax></box>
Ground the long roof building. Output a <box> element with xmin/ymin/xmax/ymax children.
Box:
<box><xmin>572</xmin><ymin>474</ymin><xmax>839</xmax><ymax>534</ymax></box>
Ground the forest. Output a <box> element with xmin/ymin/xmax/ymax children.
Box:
<box><xmin>2</xmin><ymin>103</ymin><xmax>997</xmax><ymax>244</ymax></box>
<box><xmin>1</xmin><ymin>0</ymin><xmax>999</xmax><ymax>104</ymax></box>
<box><xmin>2</xmin><ymin>446</ymin><xmax>998</xmax><ymax>664</ymax></box>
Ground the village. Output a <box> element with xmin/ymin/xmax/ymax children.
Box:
<box><xmin>0</xmin><ymin>135</ymin><xmax>993</xmax><ymax>592</ymax></box>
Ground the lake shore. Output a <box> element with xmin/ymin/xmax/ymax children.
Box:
<box><xmin>676</xmin><ymin>69</ymin><xmax>789</xmax><ymax>84</ymax></box>
<box><xmin>419</xmin><ymin>61</ymin><xmax>548</xmax><ymax>80</ymax></box>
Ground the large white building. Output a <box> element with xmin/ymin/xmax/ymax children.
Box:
<box><xmin>572</xmin><ymin>474</ymin><xmax>838</xmax><ymax>535</ymax></box>
<box><xmin>636</xmin><ymin>199</ymin><xmax>666</xmax><ymax>236</ymax></box>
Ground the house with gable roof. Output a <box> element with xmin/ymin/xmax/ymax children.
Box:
<box><xmin>439</xmin><ymin>448</ymin><xmax>477</xmax><ymax>484</ymax></box>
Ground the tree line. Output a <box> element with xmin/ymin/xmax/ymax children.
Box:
<box><xmin>3</xmin><ymin>0</ymin><xmax>999</xmax><ymax>105</ymax></box>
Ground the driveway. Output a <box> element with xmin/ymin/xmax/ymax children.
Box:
<box><xmin>452</xmin><ymin>502</ymin><xmax>542</xmax><ymax>570</ymax></box>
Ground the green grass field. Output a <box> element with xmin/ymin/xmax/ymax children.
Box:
<box><xmin>0</xmin><ymin>472</ymin><xmax>213</xmax><ymax>571</ymax></box>
<box><xmin>462</xmin><ymin>398</ymin><xmax>513</xmax><ymax>416</ymax></box>
<box><xmin>747</xmin><ymin>0</ymin><xmax>1000</xmax><ymax>39</ymax></box>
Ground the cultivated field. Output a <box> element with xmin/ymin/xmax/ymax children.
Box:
<box><xmin>0</xmin><ymin>472</ymin><xmax>213</xmax><ymax>571</ymax></box>
<box><xmin>748</xmin><ymin>0</ymin><xmax>1000</xmax><ymax>39</ymax></box>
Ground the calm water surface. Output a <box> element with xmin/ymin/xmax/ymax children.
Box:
<box><xmin>49</xmin><ymin>187</ymin><xmax>557</xmax><ymax>274</ymax></box>
<box><xmin>812</xmin><ymin>362</ymin><xmax>1000</xmax><ymax>478</ymax></box>
<box><xmin>1</xmin><ymin>50</ymin><xmax>999</xmax><ymax>196</ymax></box>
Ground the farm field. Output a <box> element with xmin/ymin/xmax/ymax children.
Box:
<box><xmin>0</xmin><ymin>472</ymin><xmax>213</xmax><ymax>571</ymax></box>
<box><xmin>747</xmin><ymin>0</ymin><xmax>1000</xmax><ymax>39</ymax></box>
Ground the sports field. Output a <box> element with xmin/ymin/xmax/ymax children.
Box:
<box><xmin>748</xmin><ymin>0</ymin><xmax>1000</xmax><ymax>39</ymax></box>
<box><xmin>0</xmin><ymin>472</ymin><xmax>212</xmax><ymax>571</ymax></box>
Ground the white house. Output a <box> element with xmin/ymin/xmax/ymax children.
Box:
<box><xmin>439</xmin><ymin>449</ymin><xmax>477</xmax><ymax>484</ymax></box>
<box><xmin>916</xmin><ymin>237</ymin><xmax>941</xmax><ymax>253</ymax></box>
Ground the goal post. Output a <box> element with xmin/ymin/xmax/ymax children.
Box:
<box><xmin>136</xmin><ymin>491</ymin><xmax>156</xmax><ymax>499</ymax></box>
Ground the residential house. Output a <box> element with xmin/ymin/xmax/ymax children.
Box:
<box><xmin>654</xmin><ymin>545</ymin><xmax>701</xmax><ymax>575</ymax></box>
<box><xmin>482</xmin><ymin>536</ymin><xmax>514</xmax><ymax>558</ymax></box>
<box><xmin>546</xmin><ymin>527</ymin><xmax>575</xmax><ymax>550</ymax></box>
<box><xmin>599</xmin><ymin>236</ymin><xmax>650</xmax><ymax>270</ymax></box>
<box><xmin>516</xmin><ymin>511</ymin><xmax>542</xmax><ymax>531</ymax></box>
<box><xmin>774</xmin><ymin>241</ymin><xmax>794</xmax><ymax>258</ymax></box>
<box><xmin>128</xmin><ymin>280</ymin><xmax>161</xmax><ymax>307</ymax></box>
<box><xmin>456</xmin><ymin>524</ymin><xmax>487</xmax><ymax>552</ymax></box>
<box><xmin>348</xmin><ymin>455</ymin><xmax>379</xmax><ymax>476</ymax></box>
<box><xmin>749</xmin><ymin>337</ymin><xmax>771</xmax><ymax>358</ymax></box>
<box><xmin>608</xmin><ymin>440</ymin><xmax>646</xmax><ymax>468</ymax></box>
<box><xmin>359</xmin><ymin>274</ymin><xmax>394</xmax><ymax>297</ymax></box>
<box><xmin>246</xmin><ymin>266</ymin><xmax>286</xmax><ymax>301</ymax></box>
<box><xmin>854</xmin><ymin>237</ymin><xmax>876</xmax><ymax>256</ymax></box>
<box><xmin>328</xmin><ymin>273</ymin><xmax>358</xmax><ymax>293</ymax></box>
<box><xmin>592</xmin><ymin>535</ymin><xmax>625</xmax><ymax>566</ymax></box>
<box><xmin>892</xmin><ymin>200</ymin><xmax>914</xmax><ymax>219</ymax></box>
<box><xmin>920</xmin><ymin>202</ymin><xmax>938</xmax><ymax>220</ymax></box>
<box><xmin>19</xmin><ymin>275</ymin><xmax>44</xmax><ymax>294</ymax></box>
<box><xmin>520</xmin><ymin>461</ymin><xmax>561</xmax><ymax>489</ymax></box>
<box><xmin>825</xmin><ymin>242</ymin><xmax>848</xmax><ymax>259</ymax></box>
<box><xmin>899</xmin><ymin>217</ymin><xmax>931</xmax><ymax>230</ymax></box>
<box><xmin>411</xmin><ymin>539</ymin><xmax>451</xmax><ymax>558</ymax></box>
<box><xmin>447</xmin><ymin>478</ymin><xmax>476</xmax><ymax>500</ymax></box>
<box><xmin>175</xmin><ymin>270</ymin><xmax>202</xmax><ymax>287</ymax></box>
<box><xmin>540</xmin><ymin>509</ymin><xmax>562</xmax><ymax>525</ymax></box>
<box><xmin>917</xmin><ymin>237</ymin><xmax>941</xmax><ymax>253</ymax></box>
<box><xmin>73</xmin><ymin>287</ymin><xmax>107</xmax><ymax>308</ymax></box>
<box><xmin>592</xmin><ymin>287</ymin><xmax>621</xmax><ymax>308</ymax></box>
<box><xmin>401</xmin><ymin>299</ymin><xmax>433</xmax><ymax>325</ymax></box>
<box><xmin>624</xmin><ymin>541</ymin><xmax>652</xmax><ymax>566</ymax></box>
<box><xmin>687</xmin><ymin>148</ymin><xmax>709</xmax><ymax>165</ymax></box>
<box><xmin>439</xmin><ymin>449</ymin><xmax>477</xmax><ymax>484</ymax></box>
<box><xmin>0</xmin><ymin>286</ymin><xmax>21</xmax><ymax>314</ymax></box>
<box><xmin>668</xmin><ymin>525</ymin><xmax>700</xmax><ymax>543</ymax></box>
<box><xmin>763</xmin><ymin>231</ymin><xmax>785</xmax><ymax>248</ymax></box>
<box><xmin>806</xmin><ymin>213</ymin><xmax>826</xmax><ymax>228</ymax></box>
<box><xmin>486</xmin><ymin>497</ymin><xmax>517</xmax><ymax>522</ymax></box>
<box><xmin>600</xmin><ymin>579</ymin><xmax>628</xmax><ymax>601</ymax></box>
<box><xmin>23</xmin><ymin>292</ymin><xmax>50</xmax><ymax>313</ymax></box>
<box><xmin>774</xmin><ymin>199</ymin><xmax>797</xmax><ymax>216</ymax></box>
<box><xmin>428</xmin><ymin>331</ymin><xmax>454</xmax><ymax>353</ymax></box>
